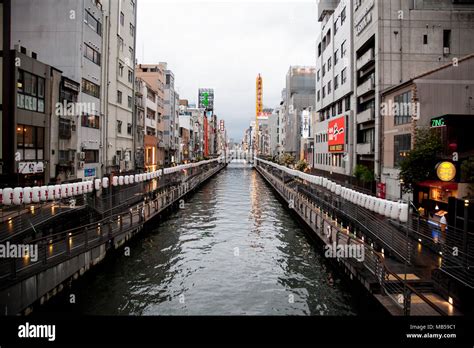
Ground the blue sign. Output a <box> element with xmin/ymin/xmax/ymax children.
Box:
<box><xmin>84</xmin><ymin>168</ymin><xmax>96</xmax><ymax>177</ymax></box>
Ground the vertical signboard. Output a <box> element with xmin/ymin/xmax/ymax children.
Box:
<box><xmin>301</xmin><ymin>110</ymin><xmax>311</xmax><ymax>139</ymax></box>
<box><xmin>256</xmin><ymin>74</ymin><xmax>263</xmax><ymax>117</ymax></box>
<box><xmin>328</xmin><ymin>116</ymin><xmax>345</xmax><ymax>152</ymax></box>
<box><xmin>198</xmin><ymin>88</ymin><xmax>214</xmax><ymax>110</ymax></box>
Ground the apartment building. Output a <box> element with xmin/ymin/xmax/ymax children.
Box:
<box><xmin>11</xmin><ymin>0</ymin><xmax>106</xmax><ymax>181</ymax></box>
<box><xmin>352</xmin><ymin>0</ymin><xmax>474</xmax><ymax>180</ymax></box>
<box><xmin>315</xmin><ymin>0</ymin><xmax>354</xmax><ymax>178</ymax></box>
<box><xmin>103</xmin><ymin>0</ymin><xmax>137</xmax><ymax>174</ymax></box>
<box><xmin>136</xmin><ymin>64</ymin><xmax>166</xmax><ymax>167</ymax></box>
<box><xmin>133</xmin><ymin>78</ymin><xmax>145</xmax><ymax>170</ymax></box>
<box><xmin>163</xmin><ymin>65</ymin><xmax>179</xmax><ymax>165</ymax></box>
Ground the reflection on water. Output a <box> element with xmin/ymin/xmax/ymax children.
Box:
<box><xmin>48</xmin><ymin>166</ymin><xmax>357</xmax><ymax>316</ymax></box>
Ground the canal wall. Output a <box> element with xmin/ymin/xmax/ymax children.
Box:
<box><xmin>255</xmin><ymin>162</ymin><xmax>446</xmax><ymax>316</ymax></box>
<box><xmin>0</xmin><ymin>163</ymin><xmax>226</xmax><ymax>316</ymax></box>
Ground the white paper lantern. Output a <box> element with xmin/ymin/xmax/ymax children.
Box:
<box><xmin>32</xmin><ymin>187</ymin><xmax>41</xmax><ymax>203</ymax></box>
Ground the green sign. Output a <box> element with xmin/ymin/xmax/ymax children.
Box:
<box><xmin>431</xmin><ymin>117</ymin><xmax>446</xmax><ymax>128</ymax></box>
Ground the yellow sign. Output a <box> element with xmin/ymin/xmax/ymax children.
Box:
<box><xmin>437</xmin><ymin>162</ymin><xmax>456</xmax><ymax>182</ymax></box>
<box><xmin>256</xmin><ymin>74</ymin><xmax>263</xmax><ymax>117</ymax></box>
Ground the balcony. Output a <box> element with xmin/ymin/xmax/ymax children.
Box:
<box><xmin>356</xmin><ymin>142</ymin><xmax>375</xmax><ymax>155</ymax></box>
<box><xmin>317</xmin><ymin>0</ymin><xmax>338</xmax><ymax>21</ymax></box>
<box><xmin>356</xmin><ymin>49</ymin><xmax>374</xmax><ymax>71</ymax></box>
<box><xmin>357</xmin><ymin>107</ymin><xmax>375</xmax><ymax>124</ymax></box>
<box><xmin>357</xmin><ymin>76</ymin><xmax>375</xmax><ymax>97</ymax></box>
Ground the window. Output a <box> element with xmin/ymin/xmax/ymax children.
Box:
<box><xmin>443</xmin><ymin>29</ymin><xmax>451</xmax><ymax>50</ymax></box>
<box><xmin>317</xmin><ymin>70</ymin><xmax>320</xmax><ymax>81</ymax></box>
<box><xmin>84</xmin><ymin>150</ymin><xmax>99</xmax><ymax>164</ymax></box>
<box><xmin>317</xmin><ymin>90</ymin><xmax>320</xmax><ymax>102</ymax></box>
<box><xmin>341</xmin><ymin>7</ymin><xmax>346</xmax><ymax>25</ymax></box>
<box><xmin>128</xmin><ymin>70</ymin><xmax>133</xmax><ymax>83</ymax></box>
<box><xmin>147</xmin><ymin>89</ymin><xmax>156</xmax><ymax>102</ymax></box>
<box><xmin>146</xmin><ymin>126</ymin><xmax>156</xmax><ymax>136</ymax></box>
<box><xmin>326</xmin><ymin>29</ymin><xmax>331</xmax><ymax>46</ymax></box>
<box><xmin>318</xmin><ymin>43</ymin><xmax>322</xmax><ymax>57</ymax></box>
<box><xmin>328</xmin><ymin>81</ymin><xmax>332</xmax><ymax>94</ymax></box>
<box><xmin>128</xmin><ymin>96</ymin><xmax>133</xmax><ymax>108</ymax></box>
<box><xmin>82</xmin><ymin>79</ymin><xmax>100</xmax><ymax>98</ymax></box>
<box><xmin>16</xmin><ymin>125</ymin><xmax>44</xmax><ymax>161</ymax></box>
<box><xmin>17</xmin><ymin>70</ymin><xmax>45</xmax><ymax>112</ymax></box>
<box><xmin>322</xmin><ymin>86</ymin><xmax>326</xmax><ymax>98</ymax></box>
<box><xmin>394</xmin><ymin>134</ymin><xmax>411</xmax><ymax>167</ymax></box>
<box><xmin>84</xmin><ymin>43</ymin><xmax>101</xmax><ymax>65</ymax></box>
<box><xmin>59</xmin><ymin>118</ymin><xmax>72</xmax><ymax>139</ymax></box>
<box><xmin>147</xmin><ymin>107</ymin><xmax>156</xmax><ymax>120</ymax></box>
<box><xmin>85</xmin><ymin>10</ymin><xmax>102</xmax><ymax>35</ymax></box>
<box><xmin>119</xmin><ymin>63</ymin><xmax>124</xmax><ymax>77</ymax></box>
<box><xmin>423</xmin><ymin>34</ymin><xmax>428</xmax><ymax>45</ymax></box>
<box><xmin>322</xmin><ymin>63</ymin><xmax>326</xmax><ymax>76</ymax></box>
<box><xmin>81</xmin><ymin>114</ymin><xmax>100</xmax><ymax>129</ymax></box>
<box><xmin>118</xmin><ymin>36</ymin><xmax>124</xmax><ymax>52</ymax></box>
<box><xmin>337</xmin><ymin>100</ymin><xmax>343</xmax><ymax>114</ymax></box>
<box><xmin>334</xmin><ymin>18</ymin><xmax>339</xmax><ymax>34</ymax></box>
<box><xmin>117</xmin><ymin>120</ymin><xmax>123</xmax><ymax>134</ymax></box>
<box><xmin>334</xmin><ymin>75</ymin><xmax>339</xmax><ymax>90</ymax></box>
<box><xmin>127</xmin><ymin>123</ymin><xmax>132</xmax><ymax>135</ymax></box>
<box><xmin>328</xmin><ymin>57</ymin><xmax>332</xmax><ymax>70</ymax></box>
<box><xmin>117</xmin><ymin>90</ymin><xmax>122</xmax><ymax>104</ymax></box>
<box><xmin>341</xmin><ymin>68</ymin><xmax>347</xmax><ymax>84</ymax></box>
<box><xmin>120</xmin><ymin>12</ymin><xmax>125</xmax><ymax>26</ymax></box>
<box><xmin>130</xmin><ymin>23</ymin><xmax>135</xmax><ymax>37</ymax></box>
<box><xmin>341</xmin><ymin>41</ymin><xmax>347</xmax><ymax>57</ymax></box>
<box><xmin>334</xmin><ymin>49</ymin><xmax>339</xmax><ymax>65</ymax></box>
<box><xmin>345</xmin><ymin>96</ymin><xmax>351</xmax><ymax>111</ymax></box>
<box><xmin>129</xmin><ymin>47</ymin><xmax>134</xmax><ymax>62</ymax></box>
<box><xmin>394</xmin><ymin>91</ymin><xmax>412</xmax><ymax>125</ymax></box>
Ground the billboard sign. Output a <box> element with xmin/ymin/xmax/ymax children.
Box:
<box><xmin>198</xmin><ymin>88</ymin><xmax>214</xmax><ymax>110</ymax></box>
<box><xmin>219</xmin><ymin>120</ymin><xmax>225</xmax><ymax>132</ymax></box>
<box><xmin>328</xmin><ymin>116</ymin><xmax>345</xmax><ymax>152</ymax></box>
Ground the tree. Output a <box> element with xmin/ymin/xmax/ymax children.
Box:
<box><xmin>296</xmin><ymin>160</ymin><xmax>309</xmax><ymax>172</ymax></box>
<box><xmin>279</xmin><ymin>153</ymin><xmax>296</xmax><ymax>167</ymax></box>
<box><xmin>399</xmin><ymin>128</ymin><xmax>442</xmax><ymax>193</ymax></box>
<box><xmin>354</xmin><ymin>164</ymin><xmax>374</xmax><ymax>183</ymax></box>
<box><xmin>461</xmin><ymin>157</ymin><xmax>474</xmax><ymax>198</ymax></box>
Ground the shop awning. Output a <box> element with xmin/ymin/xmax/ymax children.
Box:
<box><xmin>418</xmin><ymin>180</ymin><xmax>458</xmax><ymax>190</ymax></box>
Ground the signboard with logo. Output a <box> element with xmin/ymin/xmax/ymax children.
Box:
<box><xmin>436</xmin><ymin>162</ymin><xmax>456</xmax><ymax>182</ymax></box>
<box><xmin>18</xmin><ymin>162</ymin><xmax>44</xmax><ymax>174</ymax></box>
<box><xmin>219</xmin><ymin>120</ymin><xmax>225</xmax><ymax>132</ymax></box>
<box><xmin>376</xmin><ymin>182</ymin><xmax>386</xmax><ymax>199</ymax></box>
<box><xmin>198</xmin><ymin>88</ymin><xmax>214</xmax><ymax>110</ymax></box>
<box><xmin>431</xmin><ymin>116</ymin><xmax>446</xmax><ymax>128</ymax></box>
<box><xmin>84</xmin><ymin>168</ymin><xmax>96</xmax><ymax>177</ymax></box>
<box><xmin>328</xmin><ymin>116</ymin><xmax>345</xmax><ymax>152</ymax></box>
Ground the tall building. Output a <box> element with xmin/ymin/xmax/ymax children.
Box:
<box><xmin>282</xmin><ymin>66</ymin><xmax>316</xmax><ymax>157</ymax></box>
<box><xmin>162</xmin><ymin>64</ymin><xmax>179</xmax><ymax>165</ymax></box>
<box><xmin>103</xmin><ymin>0</ymin><xmax>137</xmax><ymax>174</ymax></box>
<box><xmin>135</xmin><ymin>64</ymin><xmax>166</xmax><ymax>167</ymax></box>
<box><xmin>352</xmin><ymin>0</ymin><xmax>474</xmax><ymax>180</ymax></box>
<box><xmin>315</xmin><ymin>0</ymin><xmax>354</xmax><ymax>178</ymax></box>
<box><xmin>10</xmin><ymin>0</ymin><xmax>106</xmax><ymax>181</ymax></box>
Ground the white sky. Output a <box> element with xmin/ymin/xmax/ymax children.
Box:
<box><xmin>137</xmin><ymin>0</ymin><xmax>319</xmax><ymax>140</ymax></box>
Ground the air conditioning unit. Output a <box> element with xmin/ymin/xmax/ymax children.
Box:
<box><xmin>443</xmin><ymin>47</ymin><xmax>450</xmax><ymax>55</ymax></box>
<box><xmin>78</xmin><ymin>152</ymin><xmax>86</xmax><ymax>160</ymax></box>
<box><xmin>78</xmin><ymin>161</ymin><xmax>85</xmax><ymax>169</ymax></box>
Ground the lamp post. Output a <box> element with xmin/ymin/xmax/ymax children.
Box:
<box><xmin>399</xmin><ymin>178</ymin><xmax>404</xmax><ymax>201</ymax></box>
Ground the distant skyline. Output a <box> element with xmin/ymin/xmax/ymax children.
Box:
<box><xmin>137</xmin><ymin>0</ymin><xmax>319</xmax><ymax>140</ymax></box>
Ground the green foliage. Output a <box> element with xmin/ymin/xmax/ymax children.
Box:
<box><xmin>354</xmin><ymin>164</ymin><xmax>374</xmax><ymax>183</ymax></box>
<box><xmin>279</xmin><ymin>153</ymin><xmax>296</xmax><ymax>166</ymax></box>
<box><xmin>296</xmin><ymin>160</ymin><xmax>309</xmax><ymax>172</ymax></box>
<box><xmin>399</xmin><ymin>128</ymin><xmax>442</xmax><ymax>193</ymax></box>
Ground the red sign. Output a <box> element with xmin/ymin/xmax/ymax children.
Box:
<box><xmin>328</xmin><ymin>116</ymin><xmax>345</xmax><ymax>152</ymax></box>
<box><xmin>376</xmin><ymin>182</ymin><xmax>386</xmax><ymax>199</ymax></box>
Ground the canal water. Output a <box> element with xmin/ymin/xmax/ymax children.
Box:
<box><xmin>40</xmin><ymin>165</ymin><xmax>358</xmax><ymax>316</ymax></box>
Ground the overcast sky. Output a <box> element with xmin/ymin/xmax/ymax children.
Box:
<box><xmin>137</xmin><ymin>0</ymin><xmax>319</xmax><ymax>141</ymax></box>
